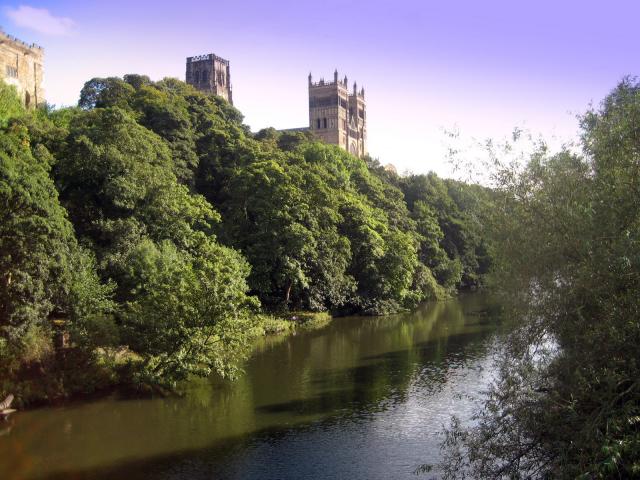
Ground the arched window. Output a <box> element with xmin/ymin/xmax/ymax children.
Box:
<box><xmin>194</xmin><ymin>71</ymin><xmax>200</xmax><ymax>83</ymax></box>
<box><xmin>317</xmin><ymin>118</ymin><xmax>321</xmax><ymax>129</ymax></box>
<box><xmin>201</xmin><ymin>70</ymin><xmax>208</xmax><ymax>82</ymax></box>
<box><xmin>323</xmin><ymin>118</ymin><xmax>327</xmax><ymax>129</ymax></box>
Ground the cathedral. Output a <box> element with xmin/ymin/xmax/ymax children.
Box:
<box><xmin>186</xmin><ymin>54</ymin><xmax>367</xmax><ymax>158</ymax></box>
<box><xmin>307</xmin><ymin>70</ymin><xmax>367</xmax><ymax>158</ymax></box>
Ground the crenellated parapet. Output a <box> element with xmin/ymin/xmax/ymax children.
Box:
<box><xmin>187</xmin><ymin>53</ymin><xmax>229</xmax><ymax>66</ymax></box>
<box><xmin>308</xmin><ymin>70</ymin><xmax>352</xmax><ymax>90</ymax></box>
<box><xmin>0</xmin><ymin>29</ymin><xmax>44</xmax><ymax>54</ymax></box>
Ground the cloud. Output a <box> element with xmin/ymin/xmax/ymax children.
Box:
<box><xmin>5</xmin><ymin>5</ymin><xmax>75</xmax><ymax>36</ymax></box>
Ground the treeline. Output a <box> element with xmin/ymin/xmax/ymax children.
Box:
<box><xmin>439</xmin><ymin>79</ymin><xmax>640</xmax><ymax>478</ymax></box>
<box><xmin>0</xmin><ymin>76</ymin><xmax>491</xmax><ymax>402</ymax></box>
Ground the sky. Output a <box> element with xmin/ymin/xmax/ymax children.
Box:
<box><xmin>1</xmin><ymin>0</ymin><xmax>638</xmax><ymax>177</ymax></box>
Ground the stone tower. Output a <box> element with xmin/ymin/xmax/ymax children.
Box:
<box><xmin>0</xmin><ymin>29</ymin><xmax>44</xmax><ymax>108</ymax></box>
<box><xmin>186</xmin><ymin>53</ymin><xmax>232</xmax><ymax>104</ymax></box>
<box><xmin>308</xmin><ymin>70</ymin><xmax>366</xmax><ymax>157</ymax></box>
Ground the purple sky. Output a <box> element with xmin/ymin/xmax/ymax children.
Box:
<box><xmin>2</xmin><ymin>1</ymin><xmax>638</xmax><ymax>176</ymax></box>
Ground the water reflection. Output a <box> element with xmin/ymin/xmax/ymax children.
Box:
<box><xmin>0</xmin><ymin>294</ymin><xmax>501</xmax><ymax>480</ymax></box>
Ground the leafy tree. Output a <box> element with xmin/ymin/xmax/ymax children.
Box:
<box><xmin>119</xmin><ymin>238</ymin><xmax>258</xmax><ymax>386</ymax></box>
<box><xmin>78</xmin><ymin>77</ymin><xmax>135</xmax><ymax>110</ymax></box>
<box><xmin>54</xmin><ymin>107</ymin><xmax>217</xmax><ymax>255</ymax></box>
<box><xmin>439</xmin><ymin>78</ymin><xmax>640</xmax><ymax>479</ymax></box>
<box><xmin>221</xmin><ymin>159</ymin><xmax>314</xmax><ymax>307</ymax></box>
<box><xmin>0</xmin><ymin>124</ymin><xmax>73</xmax><ymax>342</ymax></box>
<box><xmin>0</xmin><ymin>80</ymin><xmax>24</xmax><ymax>127</ymax></box>
<box><xmin>48</xmin><ymin>104</ymin><xmax>258</xmax><ymax>385</ymax></box>
<box><xmin>0</xmin><ymin>121</ymin><xmax>113</xmax><ymax>375</ymax></box>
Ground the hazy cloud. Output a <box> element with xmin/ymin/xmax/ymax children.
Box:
<box><xmin>5</xmin><ymin>5</ymin><xmax>75</xmax><ymax>36</ymax></box>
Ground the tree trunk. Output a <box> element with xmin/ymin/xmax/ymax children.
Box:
<box><xmin>285</xmin><ymin>282</ymin><xmax>292</xmax><ymax>306</ymax></box>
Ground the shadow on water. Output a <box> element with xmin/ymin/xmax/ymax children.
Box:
<box><xmin>0</xmin><ymin>294</ymin><xmax>504</xmax><ymax>480</ymax></box>
<box><xmin>27</xmin><ymin>422</ymin><xmax>333</xmax><ymax>480</ymax></box>
<box><xmin>254</xmin><ymin>328</ymin><xmax>495</xmax><ymax>419</ymax></box>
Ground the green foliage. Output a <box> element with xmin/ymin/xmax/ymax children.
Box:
<box><xmin>54</xmin><ymin>107</ymin><xmax>218</xmax><ymax>263</ymax></box>
<box><xmin>256</xmin><ymin>315</ymin><xmax>295</xmax><ymax>335</ymax></box>
<box><xmin>68</xmin><ymin>75</ymin><xmax>491</xmax><ymax>315</ymax></box>
<box><xmin>0</xmin><ymin>116</ymin><xmax>118</xmax><ymax>406</ymax></box>
<box><xmin>0</xmin><ymin>80</ymin><xmax>24</xmax><ymax>127</ymax></box>
<box><xmin>256</xmin><ymin>311</ymin><xmax>333</xmax><ymax>335</ymax></box>
<box><xmin>0</xmin><ymin>73</ymin><xmax>493</xmax><ymax>403</ymax></box>
<box><xmin>0</xmin><ymin>124</ymin><xmax>74</xmax><ymax>342</ymax></box>
<box><xmin>401</xmin><ymin>173</ymin><xmax>490</xmax><ymax>289</ymax></box>
<box><xmin>440</xmin><ymin>78</ymin><xmax>640</xmax><ymax>479</ymax></box>
<box><xmin>119</xmin><ymin>238</ymin><xmax>257</xmax><ymax>386</ymax></box>
<box><xmin>79</xmin><ymin>77</ymin><xmax>136</xmax><ymax>110</ymax></box>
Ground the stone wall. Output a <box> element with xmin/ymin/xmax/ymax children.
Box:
<box><xmin>0</xmin><ymin>30</ymin><xmax>44</xmax><ymax>108</ymax></box>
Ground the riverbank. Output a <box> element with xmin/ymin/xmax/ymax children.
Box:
<box><xmin>1</xmin><ymin>310</ymin><xmax>335</xmax><ymax>410</ymax></box>
<box><xmin>255</xmin><ymin>311</ymin><xmax>333</xmax><ymax>335</ymax></box>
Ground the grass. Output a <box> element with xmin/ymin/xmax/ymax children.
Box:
<box><xmin>256</xmin><ymin>311</ymin><xmax>333</xmax><ymax>336</ymax></box>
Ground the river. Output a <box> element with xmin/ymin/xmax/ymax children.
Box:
<box><xmin>0</xmin><ymin>293</ymin><xmax>503</xmax><ymax>480</ymax></box>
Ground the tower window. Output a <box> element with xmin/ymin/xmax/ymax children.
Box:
<box><xmin>323</xmin><ymin>118</ymin><xmax>327</xmax><ymax>129</ymax></box>
<box><xmin>201</xmin><ymin>70</ymin><xmax>208</xmax><ymax>82</ymax></box>
<box><xmin>194</xmin><ymin>71</ymin><xmax>200</xmax><ymax>83</ymax></box>
<box><xmin>317</xmin><ymin>118</ymin><xmax>321</xmax><ymax>129</ymax></box>
<box><xmin>5</xmin><ymin>66</ymin><xmax>17</xmax><ymax>78</ymax></box>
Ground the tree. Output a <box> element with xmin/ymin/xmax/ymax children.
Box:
<box><xmin>49</xmin><ymin>104</ymin><xmax>259</xmax><ymax>386</ymax></box>
<box><xmin>54</xmin><ymin>107</ymin><xmax>218</xmax><ymax>254</ymax></box>
<box><xmin>0</xmin><ymin>121</ymin><xmax>113</xmax><ymax>371</ymax></box>
<box><xmin>0</xmin><ymin>124</ymin><xmax>74</xmax><ymax>343</ymax></box>
<box><xmin>221</xmin><ymin>159</ymin><xmax>314</xmax><ymax>307</ymax></box>
<box><xmin>0</xmin><ymin>72</ymin><xmax>497</xmax><ymax>403</ymax></box>
<box><xmin>78</xmin><ymin>77</ymin><xmax>135</xmax><ymax>110</ymax></box>
<box><xmin>439</xmin><ymin>78</ymin><xmax>640</xmax><ymax>479</ymax></box>
<box><xmin>0</xmin><ymin>80</ymin><xmax>24</xmax><ymax>127</ymax></box>
<box><xmin>119</xmin><ymin>238</ymin><xmax>258</xmax><ymax>386</ymax></box>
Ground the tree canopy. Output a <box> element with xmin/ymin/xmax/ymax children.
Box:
<box><xmin>0</xmin><ymin>76</ymin><xmax>492</xmax><ymax>402</ymax></box>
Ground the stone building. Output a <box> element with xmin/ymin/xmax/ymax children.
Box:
<box><xmin>185</xmin><ymin>53</ymin><xmax>232</xmax><ymax>104</ymax></box>
<box><xmin>0</xmin><ymin>29</ymin><xmax>44</xmax><ymax>108</ymax></box>
<box><xmin>308</xmin><ymin>70</ymin><xmax>366</xmax><ymax>158</ymax></box>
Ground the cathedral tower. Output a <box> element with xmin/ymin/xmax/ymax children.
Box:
<box><xmin>186</xmin><ymin>53</ymin><xmax>232</xmax><ymax>104</ymax></box>
<box><xmin>308</xmin><ymin>70</ymin><xmax>366</xmax><ymax>157</ymax></box>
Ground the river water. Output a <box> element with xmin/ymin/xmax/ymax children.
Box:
<box><xmin>0</xmin><ymin>294</ymin><xmax>503</xmax><ymax>480</ymax></box>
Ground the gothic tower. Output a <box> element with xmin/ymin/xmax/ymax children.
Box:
<box><xmin>186</xmin><ymin>53</ymin><xmax>233</xmax><ymax>104</ymax></box>
<box><xmin>308</xmin><ymin>70</ymin><xmax>366</xmax><ymax>157</ymax></box>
